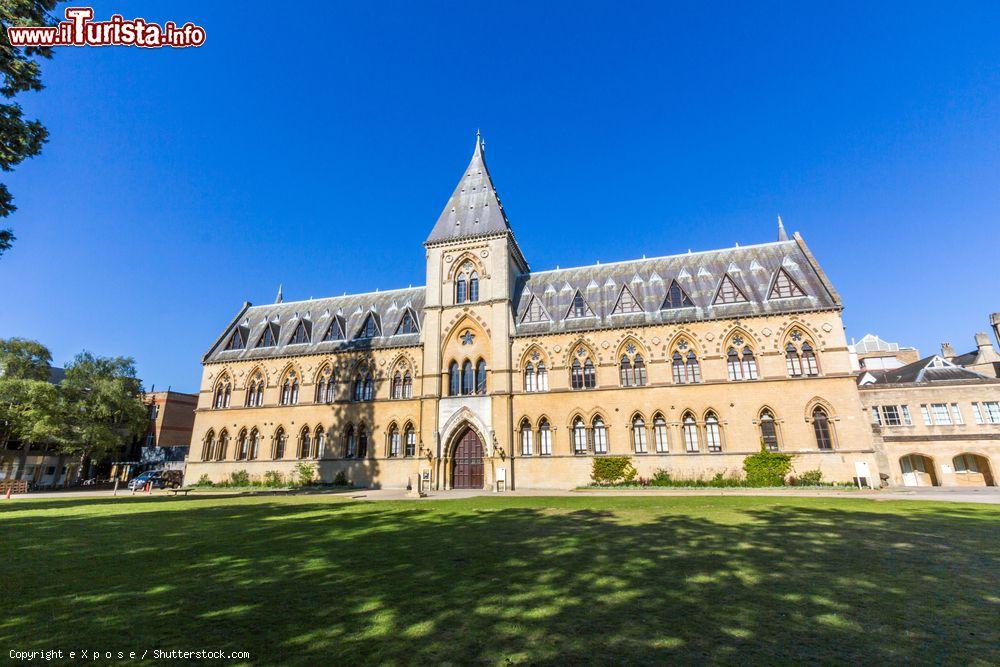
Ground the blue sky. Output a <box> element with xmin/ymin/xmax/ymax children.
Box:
<box><xmin>3</xmin><ymin>1</ymin><xmax>998</xmax><ymax>392</ymax></box>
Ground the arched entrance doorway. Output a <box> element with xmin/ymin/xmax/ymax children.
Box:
<box><xmin>452</xmin><ymin>428</ymin><xmax>484</xmax><ymax>489</ymax></box>
<box><xmin>952</xmin><ymin>454</ymin><xmax>995</xmax><ymax>486</ymax></box>
<box><xmin>900</xmin><ymin>454</ymin><xmax>937</xmax><ymax>487</ymax></box>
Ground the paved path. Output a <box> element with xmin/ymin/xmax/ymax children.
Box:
<box><xmin>8</xmin><ymin>486</ymin><xmax>1000</xmax><ymax>504</ymax></box>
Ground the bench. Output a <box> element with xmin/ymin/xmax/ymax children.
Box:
<box><xmin>168</xmin><ymin>487</ymin><xmax>194</xmax><ymax>497</ymax></box>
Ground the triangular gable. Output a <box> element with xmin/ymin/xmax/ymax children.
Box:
<box><xmin>288</xmin><ymin>320</ymin><xmax>311</xmax><ymax>345</ymax></box>
<box><xmin>356</xmin><ymin>312</ymin><xmax>381</xmax><ymax>338</ymax></box>
<box><xmin>520</xmin><ymin>295</ymin><xmax>550</xmax><ymax>323</ymax></box>
<box><xmin>323</xmin><ymin>316</ymin><xmax>345</xmax><ymax>341</ymax></box>
<box><xmin>255</xmin><ymin>322</ymin><xmax>279</xmax><ymax>348</ymax></box>
<box><xmin>612</xmin><ymin>284</ymin><xmax>644</xmax><ymax>315</ymax></box>
<box><xmin>661</xmin><ymin>280</ymin><xmax>694</xmax><ymax>309</ymax></box>
<box><xmin>224</xmin><ymin>327</ymin><xmax>246</xmax><ymax>350</ymax></box>
<box><xmin>713</xmin><ymin>273</ymin><xmax>749</xmax><ymax>305</ymax></box>
<box><xmin>566</xmin><ymin>290</ymin><xmax>596</xmax><ymax>318</ymax></box>
<box><xmin>768</xmin><ymin>268</ymin><xmax>806</xmax><ymax>299</ymax></box>
<box><xmin>395</xmin><ymin>309</ymin><xmax>419</xmax><ymax>335</ymax></box>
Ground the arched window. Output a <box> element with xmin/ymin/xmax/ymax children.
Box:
<box><xmin>274</xmin><ymin>428</ymin><xmax>287</xmax><ymax>459</ymax></box>
<box><xmin>653</xmin><ymin>414</ymin><xmax>668</xmax><ymax>452</ymax></box>
<box><xmin>203</xmin><ymin>431</ymin><xmax>215</xmax><ymax>461</ymax></box>
<box><xmin>357</xmin><ymin>427</ymin><xmax>368</xmax><ymax>458</ymax></box>
<box><xmin>217</xmin><ymin>430</ymin><xmax>229</xmax><ymax>460</ymax></box>
<box><xmin>363</xmin><ymin>373</ymin><xmax>374</xmax><ymax>401</ymax></box>
<box><xmin>634</xmin><ymin>355</ymin><xmax>647</xmax><ymax>386</ymax></box>
<box><xmin>456</xmin><ymin>277</ymin><xmax>467</xmax><ymax>304</ymax></box>
<box><xmin>593</xmin><ymin>416</ymin><xmax>608</xmax><ymax>454</ymax></box>
<box><xmin>281</xmin><ymin>380</ymin><xmax>291</xmax><ymax>405</ymax></box>
<box><xmin>214</xmin><ymin>378</ymin><xmax>231</xmax><ymax>409</ymax></box>
<box><xmin>402</xmin><ymin>372</ymin><xmax>412</xmax><ymax>398</ymax></box>
<box><xmin>315</xmin><ymin>426</ymin><xmax>326</xmax><ymax>459</ymax></box>
<box><xmin>686</xmin><ymin>351</ymin><xmax>701</xmax><ymax>383</ymax></box>
<box><xmin>953</xmin><ymin>454</ymin><xmax>980</xmax><ymax>473</ymax></box>
<box><xmin>315</xmin><ymin>377</ymin><xmax>326</xmax><ymax>403</ymax></box>
<box><xmin>246</xmin><ymin>373</ymin><xmax>265</xmax><ymax>407</ymax></box>
<box><xmin>462</xmin><ymin>360</ymin><xmax>474</xmax><ymax>395</ymax></box>
<box><xmin>584</xmin><ymin>359</ymin><xmax>596</xmax><ymax>389</ymax></box>
<box><xmin>682</xmin><ymin>413</ymin><xmax>699</xmax><ymax>452</ymax></box>
<box><xmin>786</xmin><ymin>343</ymin><xmax>803</xmax><ymax>377</ymax></box>
<box><xmin>353</xmin><ymin>370</ymin><xmax>374</xmax><ymax>402</ymax></box>
<box><xmin>469</xmin><ymin>273</ymin><xmax>479</xmax><ymax>302</ymax></box>
<box><xmin>281</xmin><ymin>373</ymin><xmax>299</xmax><ymax>405</ymax></box>
<box><xmin>454</xmin><ymin>262</ymin><xmax>478</xmax><ymax>304</ymax></box>
<box><xmin>672</xmin><ymin>352</ymin><xmax>685</xmax><ymax>384</ymax></box>
<box><xmin>571</xmin><ymin>359</ymin><xmax>584</xmax><ymax>390</ymax></box>
<box><xmin>388</xmin><ymin>424</ymin><xmax>400</xmax><ymax>457</ymax></box>
<box><xmin>248</xmin><ymin>428</ymin><xmax>260</xmax><ymax>460</ymax></box>
<box><xmin>741</xmin><ymin>347</ymin><xmax>758</xmax><ymax>380</ymax></box>
<box><xmin>759</xmin><ymin>410</ymin><xmax>779</xmax><ymax>451</ymax></box>
<box><xmin>345</xmin><ymin>425</ymin><xmax>356</xmax><ymax>458</ymax></box>
<box><xmin>539</xmin><ymin>418</ymin><xmax>552</xmax><ymax>455</ymax></box>
<box><xmin>524</xmin><ymin>363</ymin><xmax>536</xmax><ymax>392</ymax></box>
<box><xmin>449</xmin><ymin>361</ymin><xmax>460</xmax><ymax>396</ymax></box>
<box><xmin>727</xmin><ymin>348</ymin><xmax>742</xmax><ymax>381</ymax></box>
<box><xmin>572</xmin><ymin>417</ymin><xmax>588</xmax><ymax>454</ymax></box>
<box><xmin>299</xmin><ymin>427</ymin><xmax>311</xmax><ymax>459</ymax></box>
<box><xmin>620</xmin><ymin>355</ymin><xmax>633</xmax><ymax>387</ymax></box>
<box><xmin>802</xmin><ymin>343</ymin><xmax>819</xmax><ymax>376</ymax></box>
<box><xmin>391</xmin><ymin>372</ymin><xmax>401</xmax><ymax>399</ymax></box>
<box><xmin>537</xmin><ymin>363</ymin><xmax>548</xmax><ymax>390</ymax></box>
<box><xmin>813</xmin><ymin>407</ymin><xmax>833</xmax><ymax>449</ymax></box>
<box><xmin>705</xmin><ymin>412</ymin><xmax>722</xmax><ymax>452</ymax></box>
<box><xmin>236</xmin><ymin>429</ymin><xmax>248</xmax><ymax>460</ymax></box>
<box><xmin>404</xmin><ymin>424</ymin><xmax>416</xmax><ymax>457</ymax></box>
<box><xmin>475</xmin><ymin>359</ymin><xmax>487</xmax><ymax>395</ymax></box>
<box><xmin>632</xmin><ymin>415</ymin><xmax>647</xmax><ymax>453</ymax></box>
<box><xmin>520</xmin><ymin>419</ymin><xmax>534</xmax><ymax>456</ymax></box>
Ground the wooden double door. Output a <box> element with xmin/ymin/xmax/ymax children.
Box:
<box><xmin>452</xmin><ymin>429</ymin><xmax>484</xmax><ymax>489</ymax></box>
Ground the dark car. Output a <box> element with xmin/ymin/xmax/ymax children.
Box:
<box><xmin>127</xmin><ymin>469</ymin><xmax>182</xmax><ymax>490</ymax></box>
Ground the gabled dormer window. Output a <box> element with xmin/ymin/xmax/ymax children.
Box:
<box><xmin>567</xmin><ymin>291</ymin><xmax>594</xmax><ymax>318</ymax></box>
<box><xmin>256</xmin><ymin>323</ymin><xmax>278</xmax><ymax>348</ymax></box>
<box><xmin>323</xmin><ymin>317</ymin><xmax>345</xmax><ymax>342</ymax></box>
<box><xmin>224</xmin><ymin>328</ymin><xmax>246</xmax><ymax>351</ymax></box>
<box><xmin>661</xmin><ymin>280</ymin><xmax>694</xmax><ymax>309</ymax></box>
<box><xmin>769</xmin><ymin>268</ymin><xmax>806</xmax><ymax>299</ymax></box>
<box><xmin>358</xmin><ymin>313</ymin><xmax>381</xmax><ymax>339</ymax></box>
<box><xmin>520</xmin><ymin>296</ymin><xmax>549</xmax><ymax>323</ymax></box>
<box><xmin>289</xmin><ymin>321</ymin><xmax>311</xmax><ymax>345</ymax></box>
<box><xmin>612</xmin><ymin>285</ymin><xmax>643</xmax><ymax>314</ymax></box>
<box><xmin>396</xmin><ymin>310</ymin><xmax>418</xmax><ymax>335</ymax></box>
<box><xmin>713</xmin><ymin>274</ymin><xmax>748</xmax><ymax>305</ymax></box>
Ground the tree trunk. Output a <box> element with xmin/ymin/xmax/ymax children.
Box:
<box><xmin>14</xmin><ymin>445</ymin><xmax>29</xmax><ymax>480</ymax></box>
<box><xmin>76</xmin><ymin>448</ymin><xmax>91</xmax><ymax>483</ymax></box>
<box><xmin>55</xmin><ymin>452</ymin><xmax>67</xmax><ymax>486</ymax></box>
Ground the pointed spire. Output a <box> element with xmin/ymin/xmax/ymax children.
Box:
<box><xmin>777</xmin><ymin>215</ymin><xmax>789</xmax><ymax>242</ymax></box>
<box><xmin>275</xmin><ymin>284</ymin><xmax>283</xmax><ymax>304</ymax></box>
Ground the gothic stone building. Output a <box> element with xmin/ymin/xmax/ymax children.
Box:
<box><xmin>186</xmin><ymin>139</ymin><xmax>878</xmax><ymax>490</ymax></box>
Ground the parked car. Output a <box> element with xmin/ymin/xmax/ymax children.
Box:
<box><xmin>127</xmin><ymin>470</ymin><xmax>182</xmax><ymax>490</ymax></box>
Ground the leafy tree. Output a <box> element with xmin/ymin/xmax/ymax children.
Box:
<box><xmin>0</xmin><ymin>336</ymin><xmax>53</xmax><ymax>380</ymax></box>
<box><xmin>58</xmin><ymin>352</ymin><xmax>148</xmax><ymax>479</ymax></box>
<box><xmin>0</xmin><ymin>0</ymin><xmax>58</xmax><ymax>257</ymax></box>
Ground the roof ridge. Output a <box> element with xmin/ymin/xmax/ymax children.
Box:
<box><xmin>245</xmin><ymin>286</ymin><xmax>424</xmax><ymax>310</ymax></box>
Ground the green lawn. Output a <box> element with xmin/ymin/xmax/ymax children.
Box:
<box><xmin>2</xmin><ymin>494</ymin><xmax>998</xmax><ymax>665</ymax></box>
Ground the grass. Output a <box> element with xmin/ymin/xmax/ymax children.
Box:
<box><xmin>1</xmin><ymin>495</ymin><xmax>998</xmax><ymax>665</ymax></box>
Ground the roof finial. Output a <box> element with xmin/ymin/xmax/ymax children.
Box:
<box><xmin>777</xmin><ymin>215</ymin><xmax>789</xmax><ymax>242</ymax></box>
<box><xmin>275</xmin><ymin>283</ymin><xmax>283</xmax><ymax>304</ymax></box>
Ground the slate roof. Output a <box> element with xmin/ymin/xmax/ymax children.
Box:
<box><xmin>204</xmin><ymin>287</ymin><xmax>424</xmax><ymax>363</ymax></box>
<box><xmin>861</xmin><ymin>355</ymin><xmax>997</xmax><ymax>386</ymax></box>
<box><xmin>512</xmin><ymin>233</ymin><xmax>840</xmax><ymax>336</ymax></box>
<box><xmin>424</xmin><ymin>135</ymin><xmax>513</xmax><ymax>246</ymax></box>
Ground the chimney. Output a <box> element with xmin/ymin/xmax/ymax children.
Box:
<box><xmin>975</xmin><ymin>332</ymin><xmax>994</xmax><ymax>353</ymax></box>
<box><xmin>940</xmin><ymin>342</ymin><xmax>955</xmax><ymax>359</ymax></box>
<box><xmin>991</xmin><ymin>313</ymin><xmax>1000</xmax><ymax>345</ymax></box>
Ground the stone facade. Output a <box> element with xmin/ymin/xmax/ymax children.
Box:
<box><xmin>185</xmin><ymin>139</ymin><xmax>879</xmax><ymax>490</ymax></box>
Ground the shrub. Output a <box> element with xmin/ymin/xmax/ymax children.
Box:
<box><xmin>263</xmin><ymin>470</ymin><xmax>285</xmax><ymax>488</ymax></box>
<box><xmin>790</xmin><ymin>469</ymin><xmax>823</xmax><ymax>486</ymax></box>
<box><xmin>294</xmin><ymin>462</ymin><xmax>317</xmax><ymax>486</ymax></box>
<box><xmin>194</xmin><ymin>474</ymin><xmax>213</xmax><ymax>487</ymax></box>
<box><xmin>229</xmin><ymin>469</ymin><xmax>250</xmax><ymax>487</ymax></box>
<box><xmin>742</xmin><ymin>445</ymin><xmax>793</xmax><ymax>487</ymax></box>
<box><xmin>333</xmin><ymin>470</ymin><xmax>349</xmax><ymax>487</ymax></box>
<box><xmin>591</xmin><ymin>456</ymin><xmax>637</xmax><ymax>485</ymax></box>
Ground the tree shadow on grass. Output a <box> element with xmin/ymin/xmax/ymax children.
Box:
<box><xmin>1</xmin><ymin>497</ymin><xmax>997</xmax><ymax>665</ymax></box>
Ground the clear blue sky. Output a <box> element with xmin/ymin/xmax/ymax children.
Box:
<box><xmin>3</xmin><ymin>1</ymin><xmax>998</xmax><ymax>392</ymax></box>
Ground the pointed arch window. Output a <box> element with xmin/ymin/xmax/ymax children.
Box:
<box><xmin>449</xmin><ymin>361</ymin><xmax>460</xmax><ymax>396</ymax></box>
<box><xmin>613</xmin><ymin>286</ymin><xmax>643</xmax><ymax>314</ymax></box>
<box><xmin>741</xmin><ymin>347</ymin><xmax>758</xmax><ymax>380</ymax></box>
<box><xmin>537</xmin><ymin>363</ymin><xmax>548</xmax><ymax>390</ymax></box>
<box><xmin>345</xmin><ymin>425</ymin><xmax>356</xmax><ymax>458</ymax></box>
<box><xmin>353</xmin><ymin>370</ymin><xmax>374</xmax><ymax>402</ymax></box>
<box><xmin>813</xmin><ymin>407</ymin><xmax>833</xmax><ymax>450</ymax></box>
<box><xmin>571</xmin><ymin>359</ymin><xmax>584</xmax><ymax>390</ymax></box>
<box><xmin>280</xmin><ymin>374</ymin><xmax>299</xmax><ymax>405</ymax></box>
<box><xmin>299</xmin><ymin>427</ymin><xmax>312</xmax><ymax>459</ymax></box>
<box><xmin>619</xmin><ymin>355</ymin><xmax>633</xmax><ymax>387</ymax></box>
<box><xmin>391</xmin><ymin>372</ymin><xmax>403</xmax><ymax>399</ymax></box>
<box><xmin>404</xmin><ymin>424</ymin><xmax>416</xmax><ymax>457</ymax></box>
<box><xmin>769</xmin><ymin>268</ymin><xmax>806</xmax><ymax>299</ymax></box>
<box><xmin>653</xmin><ymin>414</ymin><xmax>668</xmax><ymax>453</ymax></box>
<box><xmin>714</xmin><ymin>275</ymin><xmax>748</xmax><ymax>305</ymax></box>
<box><xmin>786</xmin><ymin>343</ymin><xmax>803</xmax><ymax>377</ymax></box>
<box><xmin>569</xmin><ymin>291</ymin><xmax>593</xmax><ymax>318</ymax></box>
<box><xmin>802</xmin><ymin>343</ymin><xmax>819</xmax><ymax>376</ymax></box>
<box><xmin>273</xmin><ymin>428</ymin><xmax>286</xmax><ymax>460</ymax></box>
<box><xmin>539</xmin><ymin>419</ymin><xmax>552</xmax><ymax>456</ymax></box>
<box><xmin>727</xmin><ymin>348</ymin><xmax>742</xmax><ymax>381</ymax></box>
<box><xmin>202</xmin><ymin>431</ymin><xmax>215</xmax><ymax>461</ymax></box>
<box><xmin>705</xmin><ymin>412</ymin><xmax>722</xmax><ymax>452</ymax></box>
<box><xmin>315</xmin><ymin>426</ymin><xmax>326</xmax><ymax>459</ymax></box>
<box><xmin>217</xmin><ymin>430</ymin><xmax>229</xmax><ymax>460</ymax></box>
<box><xmin>521</xmin><ymin>296</ymin><xmax>549</xmax><ymax>323</ymax></box>
<box><xmin>572</xmin><ymin>417</ymin><xmax>588</xmax><ymax>455</ymax></box>
<box><xmin>396</xmin><ymin>311</ymin><xmax>419</xmax><ymax>335</ymax></box>
<box><xmin>256</xmin><ymin>323</ymin><xmax>278</xmax><ymax>348</ymax></box>
<box><xmin>323</xmin><ymin>317</ymin><xmax>345</xmax><ymax>341</ymax></box>
<box><xmin>662</xmin><ymin>280</ymin><xmax>694</xmax><ymax>309</ymax></box>
<box><xmin>682</xmin><ymin>413</ymin><xmax>699</xmax><ymax>452</ymax></box>
<box><xmin>524</xmin><ymin>362</ymin><xmax>536</xmax><ymax>392</ymax></box>
<box><xmin>224</xmin><ymin>328</ymin><xmax>246</xmax><ymax>350</ymax></box>
<box><xmin>475</xmin><ymin>359</ymin><xmax>487</xmax><ymax>395</ymax></box>
<box><xmin>402</xmin><ymin>371</ymin><xmax>412</xmax><ymax>398</ymax></box>
<box><xmin>290</xmin><ymin>321</ymin><xmax>310</xmax><ymax>344</ymax></box>
<box><xmin>357</xmin><ymin>427</ymin><xmax>368</xmax><ymax>458</ymax></box>
<box><xmin>760</xmin><ymin>410</ymin><xmax>779</xmax><ymax>451</ymax></box>
<box><xmin>249</xmin><ymin>428</ymin><xmax>261</xmax><ymax>460</ymax></box>
<box><xmin>214</xmin><ymin>378</ymin><xmax>231</xmax><ymax>409</ymax></box>
<box><xmin>359</xmin><ymin>314</ymin><xmax>380</xmax><ymax>339</ymax></box>
<box><xmin>461</xmin><ymin>360</ymin><xmax>474</xmax><ymax>395</ymax></box>
<box><xmin>632</xmin><ymin>415</ymin><xmax>648</xmax><ymax>453</ymax></box>
<box><xmin>456</xmin><ymin>276</ymin><xmax>467</xmax><ymax>304</ymax></box>
<box><xmin>520</xmin><ymin>419</ymin><xmax>534</xmax><ymax>456</ymax></box>
<box><xmin>315</xmin><ymin>369</ymin><xmax>334</xmax><ymax>403</ymax></box>
<box><xmin>388</xmin><ymin>424</ymin><xmax>400</xmax><ymax>457</ymax></box>
<box><xmin>634</xmin><ymin>355</ymin><xmax>647</xmax><ymax>386</ymax></box>
<box><xmin>236</xmin><ymin>429</ymin><xmax>249</xmax><ymax>460</ymax></box>
<box><xmin>469</xmin><ymin>273</ymin><xmax>479</xmax><ymax>302</ymax></box>
<box><xmin>593</xmin><ymin>416</ymin><xmax>608</xmax><ymax>454</ymax></box>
